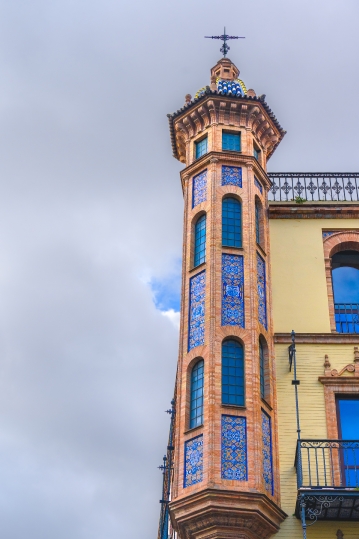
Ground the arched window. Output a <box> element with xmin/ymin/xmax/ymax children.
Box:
<box><xmin>255</xmin><ymin>201</ymin><xmax>261</xmax><ymax>245</ymax></box>
<box><xmin>222</xmin><ymin>339</ymin><xmax>244</xmax><ymax>406</ymax></box>
<box><xmin>190</xmin><ymin>360</ymin><xmax>204</xmax><ymax>428</ymax></box>
<box><xmin>222</xmin><ymin>197</ymin><xmax>242</xmax><ymax>248</ymax></box>
<box><xmin>332</xmin><ymin>250</ymin><xmax>359</xmax><ymax>333</ymax></box>
<box><xmin>194</xmin><ymin>214</ymin><xmax>206</xmax><ymax>267</ymax></box>
<box><xmin>259</xmin><ymin>339</ymin><xmax>265</xmax><ymax>399</ymax></box>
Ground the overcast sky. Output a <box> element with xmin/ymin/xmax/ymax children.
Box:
<box><xmin>0</xmin><ymin>1</ymin><xmax>358</xmax><ymax>538</ymax></box>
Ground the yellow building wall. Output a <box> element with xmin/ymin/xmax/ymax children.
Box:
<box><xmin>269</xmin><ymin>219</ymin><xmax>359</xmax><ymax>333</ymax></box>
<box><xmin>274</xmin><ymin>343</ymin><xmax>359</xmax><ymax>538</ymax></box>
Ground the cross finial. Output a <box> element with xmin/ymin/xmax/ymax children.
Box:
<box><xmin>205</xmin><ymin>27</ymin><xmax>245</xmax><ymax>58</ymax></box>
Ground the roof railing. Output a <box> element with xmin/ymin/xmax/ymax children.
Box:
<box><xmin>268</xmin><ymin>173</ymin><xmax>359</xmax><ymax>202</ymax></box>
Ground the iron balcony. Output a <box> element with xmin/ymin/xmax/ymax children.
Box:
<box><xmin>295</xmin><ymin>439</ymin><xmax>359</xmax><ymax>521</ymax></box>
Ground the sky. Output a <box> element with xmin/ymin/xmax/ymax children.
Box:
<box><xmin>0</xmin><ymin>1</ymin><xmax>358</xmax><ymax>538</ymax></box>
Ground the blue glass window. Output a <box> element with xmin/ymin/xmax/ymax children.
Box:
<box><xmin>222</xmin><ymin>132</ymin><xmax>240</xmax><ymax>152</ymax></box>
<box><xmin>195</xmin><ymin>137</ymin><xmax>208</xmax><ymax>159</ymax></box>
<box><xmin>194</xmin><ymin>214</ymin><xmax>206</xmax><ymax>267</ymax></box>
<box><xmin>254</xmin><ymin>147</ymin><xmax>260</xmax><ymax>161</ymax></box>
<box><xmin>190</xmin><ymin>360</ymin><xmax>204</xmax><ymax>428</ymax></box>
<box><xmin>259</xmin><ymin>340</ymin><xmax>265</xmax><ymax>400</ymax></box>
<box><xmin>222</xmin><ymin>339</ymin><xmax>244</xmax><ymax>406</ymax></box>
<box><xmin>255</xmin><ymin>202</ymin><xmax>261</xmax><ymax>245</ymax></box>
<box><xmin>222</xmin><ymin>197</ymin><xmax>242</xmax><ymax>248</ymax></box>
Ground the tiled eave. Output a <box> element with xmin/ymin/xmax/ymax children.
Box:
<box><xmin>269</xmin><ymin>202</ymin><xmax>359</xmax><ymax>219</ymax></box>
<box><xmin>167</xmin><ymin>90</ymin><xmax>286</xmax><ymax>162</ymax></box>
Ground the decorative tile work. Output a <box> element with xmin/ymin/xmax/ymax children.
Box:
<box><xmin>322</xmin><ymin>231</ymin><xmax>336</xmax><ymax>239</ymax></box>
<box><xmin>221</xmin><ymin>254</ymin><xmax>244</xmax><ymax>327</ymax></box>
<box><xmin>184</xmin><ymin>435</ymin><xmax>203</xmax><ymax>487</ymax></box>
<box><xmin>188</xmin><ymin>271</ymin><xmax>206</xmax><ymax>351</ymax></box>
<box><xmin>257</xmin><ymin>253</ymin><xmax>267</xmax><ymax>329</ymax></box>
<box><xmin>221</xmin><ymin>166</ymin><xmax>242</xmax><ymax>188</ymax></box>
<box><xmin>192</xmin><ymin>170</ymin><xmax>207</xmax><ymax>208</ymax></box>
<box><xmin>221</xmin><ymin>415</ymin><xmax>247</xmax><ymax>480</ymax></box>
<box><xmin>254</xmin><ymin>176</ymin><xmax>263</xmax><ymax>194</ymax></box>
<box><xmin>262</xmin><ymin>410</ymin><xmax>274</xmax><ymax>495</ymax></box>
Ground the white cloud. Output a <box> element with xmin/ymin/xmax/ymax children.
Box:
<box><xmin>161</xmin><ymin>309</ymin><xmax>180</xmax><ymax>329</ymax></box>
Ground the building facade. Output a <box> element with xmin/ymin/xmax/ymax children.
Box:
<box><xmin>158</xmin><ymin>56</ymin><xmax>359</xmax><ymax>539</ymax></box>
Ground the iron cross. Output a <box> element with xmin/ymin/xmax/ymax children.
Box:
<box><xmin>205</xmin><ymin>27</ymin><xmax>245</xmax><ymax>58</ymax></box>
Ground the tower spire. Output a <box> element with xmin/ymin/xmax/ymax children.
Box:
<box><xmin>205</xmin><ymin>27</ymin><xmax>245</xmax><ymax>57</ymax></box>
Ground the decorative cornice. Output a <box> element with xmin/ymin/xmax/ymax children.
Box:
<box><xmin>168</xmin><ymin>93</ymin><xmax>285</xmax><ymax>163</ymax></box>
<box><xmin>170</xmin><ymin>488</ymin><xmax>287</xmax><ymax>539</ymax></box>
<box><xmin>179</xmin><ymin>151</ymin><xmax>271</xmax><ymax>192</ymax></box>
<box><xmin>269</xmin><ymin>203</ymin><xmax>359</xmax><ymax>219</ymax></box>
<box><xmin>274</xmin><ymin>333</ymin><xmax>359</xmax><ymax>344</ymax></box>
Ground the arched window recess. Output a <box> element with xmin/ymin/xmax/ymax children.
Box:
<box><xmin>222</xmin><ymin>196</ymin><xmax>242</xmax><ymax>248</ymax></box>
<box><xmin>222</xmin><ymin>339</ymin><xmax>244</xmax><ymax>406</ymax></box>
<box><xmin>332</xmin><ymin>249</ymin><xmax>359</xmax><ymax>333</ymax></box>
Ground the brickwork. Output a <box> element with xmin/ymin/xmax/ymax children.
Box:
<box><xmin>169</xmin><ymin>59</ymin><xmax>286</xmax><ymax>538</ymax></box>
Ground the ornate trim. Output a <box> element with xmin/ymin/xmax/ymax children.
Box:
<box><xmin>274</xmin><ymin>332</ymin><xmax>359</xmax><ymax>344</ymax></box>
<box><xmin>269</xmin><ymin>203</ymin><xmax>359</xmax><ymax>219</ymax></box>
<box><xmin>319</xmin><ymin>348</ymin><xmax>359</xmax><ymax>439</ymax></box>
<box><xmin>323</xmin><ymin>231</ymin><xmax>359</xmax><ymax>332</ymax></box>
<box><xmin>170</xmin><ymin>488</ymin><xmax>287</xmax><ymax>539</ymax></box>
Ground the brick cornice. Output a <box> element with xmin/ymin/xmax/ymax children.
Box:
<box><xmin>179</xmin><ymin>151</ymin><xmax>270</xmax><ymax>192</ymax></box>
<box><xmin>274</xmin><ymin>333</ymin><xmax>359</xmax><ymax>344</ymax></box>
<box><xmin>170</xmin><ymin>488</ymin><xmax>287</xmax><ymax>539</ymax></box>
<box><xmin>269</xmin><ymin>203</ymin><xmax>359</xmax><ymax>219</ymax></box>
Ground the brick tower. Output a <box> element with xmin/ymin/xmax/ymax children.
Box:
<box><xmin>166</xmin><ymin>57</ymin><xmax>287</xmax><ymax>539</ymax></box>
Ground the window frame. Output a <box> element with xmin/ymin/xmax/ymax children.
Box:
<box><xmin>222</xmin><ymin>130</ymin><xmax>241</xmax><ymax>152</ymax></box>
<box><xmin>195</xmin><ymin>136</ymin><xmax>208</xmax><ymax>159</ymax></box>
<box><xmin>221</xmin><ymin>338</ymin><xmax>245</xmax><ymax>407</ymax></box>
<box><xmin>193</xmin><ymin>213</ymin><xmax>206</xmax><ymax>267</ymax></box>
<box><xmin>222</xmin><ymin>196</ymin><xmax>242</xmax><ymax>248</ymax></box>
<box><xmin>189</xmin><ymin>359</ymin><xmax>204</xmax><ymax>429</ymax></box>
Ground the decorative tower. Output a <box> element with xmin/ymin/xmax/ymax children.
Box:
<box><xmin>166</xmin><ymin>55</ymin><xmax>287</xmax><ymax>539</ymax></box>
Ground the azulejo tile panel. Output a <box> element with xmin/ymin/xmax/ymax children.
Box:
<box><xmin>184</xmin><ymin>435</ymin><xmax>203</xmax><ymax>487</ymax></box>
<box><xmin>222</xmin><ymin>254</ymin><xmax>244</xmax><ymax>327</ymax></box>
<box><xmin>262</xmin><ymin>410</ymin><xmax>273</xmax><ymax>495</ymax></box>
<box><xmin>254</xmin><ymin>176</ymin><xmax>263</xmax><ymax>194</ymax></box>
<box><xmin>257</xmin><ymin>253</ymin><xmax>267</xmax><ymax>329</ymax></box>
<box><xmin>221</xmin><ymin>166</ymin><xmax>242</xmax><ymax>188</ymax></box>
<box><xmin>192</xmin><ymin>170</ymin><xmax>207</xmax><ymax>208</ymax></box>
<box><xmin>322</xmin><ymin>231</ymin><xmax>336</xmax><ymax>239</ymax></box>
<box><xmin>188</xmin><ymin>271</ymin><xmax>205</xmax><ymax>351</ymax></box>
<box><xmin>221</xmin><ymin>415</ymin><xmax>247</xmax><ymax>480</ymax></box>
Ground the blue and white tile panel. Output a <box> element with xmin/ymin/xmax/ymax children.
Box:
<box><xmin>262</xmin><ymin>410</ymin><xmax>274</xmax><ymax>495</ymax></box>
<box><xmin>184</xmin><ymin>435</ymin><xmax>203</xmax><ymax>487</ymax></box>
<box><xmin>188</xmin><ymin>271</ymin><xmax>205</xmax><ymax>351</ymax></box>
<box><xmin>192</xmin><ymin>170</ymin><xmax>207</xmax><ymax>208</ymax></box>
<box><xmin>257</xmin><ymin>253</ymin><xmax>267</xmax><ymax>329</ymax></box>
<box><xmin>221</xmin><ymin>415</ymin><xmax>247</xmax><ymax>480</ymax></box>
<box><xmin>221</xmin><ymin>166</ymin><xmax>242</xmax><ymax>188</ymax></box>
<box><xmin>221</xmin><ymin>254</ymin><xmax>245</xmax><ymax>327</ymax></box>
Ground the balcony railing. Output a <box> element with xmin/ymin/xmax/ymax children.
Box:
<box><xmin>295</xmin><ymin>440</ymin><xmax>359</xmax><ymax>521</ymax></box>
<box><xmin>268</xmin><ymin>173</ymin><xmax>359</xmax><ymax>202</ymax></box>
<box><xmin>335</xmin><ymin>304</ymin><xmax>359</xmax><ymax>334</ymax></box>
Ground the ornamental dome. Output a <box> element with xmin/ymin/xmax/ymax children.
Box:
<box><xmin>194</xmin><ymin>57</ymin><xmax>248</xmax><ymax>99</ymax></box>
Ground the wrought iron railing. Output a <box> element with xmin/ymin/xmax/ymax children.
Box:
<box><xmin>335</xmin><ymin>304</ymin><xmax>359</xmax><ymax>334</ymax></box>
<box><xmin>268</xmin><ymin>173</ymin><xmax>359</xmax><ymax>202</ymax></box>
<box><xmin>296</xmin><ymin>439</ymin><xmax>359</xmax><ymax>489</ymax></box>
<box><xmin>157</xmin><ymin>398</ymin><xmax>176</xmax><ymax>539</ymax></box>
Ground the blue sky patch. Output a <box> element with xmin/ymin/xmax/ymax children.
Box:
<box><xmin>332</xmin><ymin>267</ymin><xmax>359</xmax><ymax>303</ymax></box>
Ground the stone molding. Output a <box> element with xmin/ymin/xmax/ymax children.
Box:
<box><xmin>169</xmin><ymin>488</ymin><xmax>287</xmax><ymax>539</ymax></box>
<box><xmin>319</xmin><ymin>348</ymin><xmax>359</xmax><ymax>439</ymax></box>
<box><xmin>274</xmin><ymin>333</ymin><xmax>359</xmax><ymax>344</ymax></box>
<box><xmin>323</xmin><ymin>230</ymin><xmax>359</xmax><ymax>332</ymax></box>
<box><xmin>269</xmin><ymin>203</ymin><xmax>359</xmax><ymax>219</ymax></box>
<box><xmin>170</xmin><ymin>95</ymin><xmax>284</xmax><ymax>163</ymax></box>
